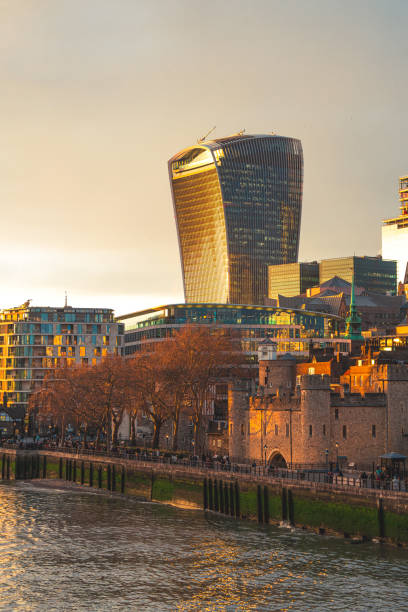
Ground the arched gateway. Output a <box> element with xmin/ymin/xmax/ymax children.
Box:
<box><xmin>268</xmin><ymin>451</ymin><xmax>287</xmax><ymax>468</ymax></box>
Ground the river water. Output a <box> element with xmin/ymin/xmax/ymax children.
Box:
<box><xmin>0</xmin><ymin>482</ymin><xmax>407</xmax><ymax>611</ymax></box>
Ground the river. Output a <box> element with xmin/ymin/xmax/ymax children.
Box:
<box><xmin>0</xmin><ymin>482</ymin><xmax>407</xmax><ymax>611</ymax></box>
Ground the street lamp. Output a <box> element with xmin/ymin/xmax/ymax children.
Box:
<box><xmin>165</xmin><ymin>434</ymin><xmax>169</xmax><ymax>450</ymax></box>
<box><xmin>335</xmin><ymin>442</ymin><xmax>339</xmax><ymax>472</ymax></box>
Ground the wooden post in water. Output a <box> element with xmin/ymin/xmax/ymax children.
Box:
<box><xmin>234</xmin><ymin>481</ymin><xmax>240</xmax><ymax>519</ymax></box>
<box><xmin>6</xmin><ymin>456</ymin><xmax>10</xmax><ymax>480</ymax></box>
<box><xmin>89</xmin><ymin>462</ymin><xmax>94</xmax><ymax>487</ymax></box>
<box><xmin>203</xmin><ymin>478</ymin><xmax>208</xmax><ymax>510</ymax></box>
<box><xmin>59</xmin><ymin>457</ymin><xmax>63</xmax><ymax>479</ymax></box>
<box><xmin>219</xmin><ymin>481</ymin><xmax>224</xmax><ymax>514</ymax></box>
<box><xmin>1</xmin><ymin>454</ymin><xmax>5</xmax><ymax>480</ymax></box>
<box><xmin>229</xmin><ymin>482</ymin><xmax>234</xmax><ymax>517</ymax></box>
<box><xmin>224</xmin><ymin>482</ymin><xmax>229</xmax><ymax>515</ymax></box>
<box><xmin>65</xmin><ymin>459</ymin><xmax>69</xmax><ymax>481</ymax></box>
<box><xmin>23</xmin><ymin>455</ymin><xmax>28</xmax><ymax>480</ymax></box>
<box><xmin>72</xmin><ymin>460</ymin><xmax>77</xmax><ymax>483</ymax></box>
<box><xmin>98</xmin><ymin>465</ymin><xmax>102</xmax><ymax>488</ymax></box>
<box><xmin>80</xmin><ymin>461</ymin><xmax>85</xmax><ymax>485</ymax></box>
<box><xmin>377</xmin><ymin>497</ymin><xmax>385</xmax><ymax>540</ymax></box>
<box><xmin>112</xmin><ymin>465</ymin><xmax>116</xmax><ymax>492</ymax></box>
<box><xmin>287</xmin><ymin>489</ymin><xmax>294</xmax><ymax>525</ymax></box>
<box><xmin>208</xmin><ymin>478</ymin><xmax>213</xmax><ymax>510</ymax></box>
<box><xmin>214</xmin><ymin>479</ymin><xmax>219</xmax><ymax>512</ymax></box>
<box><xmin>42</xmin><ymin>456</ymin><xmax>47</xmax><ymax>479</ymax></box>
<box><xmin>107</xmin><ymin>465</ymin><xmax>111</xmax><ymax>491</ymax></box>
<box><xmin>121</xmin><ymin>467</ymin><xmax>125</xmax><ymax>494</ymax></box>
<box><xmin>263</xmin><ymin>486</ymin><xmax>269</xmax><ymax>525</ymax></box>
<box><xmin>281</xmin><ymin>487</ymin><xmax>287</xmax><ymax>522</ymax></box>
<box><xmin>257</xmin><ymin>485</ymin><xmax>263</xmax><ymax>523</ymax></box>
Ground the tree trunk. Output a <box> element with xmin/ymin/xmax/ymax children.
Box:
<box><xmin>112</xmin><ymin>418</ymin><xmax>120</xmax><ymax>447</ymax></box>
<box><xmin>172</xmin><ymin>407</ymin><xmax>180</xmax><ymax>452</ymax></box>
<box><xmin>131</xmin><ymin>415</ymin><xmax>137</xmax><ymax>445</ymax></box>
<box><xmin>152</xmin><ymin>419</ymin><xmax>162</xmax><ymax>449</ymax></box>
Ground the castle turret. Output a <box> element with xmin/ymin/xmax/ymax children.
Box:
<box><xmin>258</xmin><ymin>339</ymin><xmax>296</xmax><ymax>394</ymax></box>
<box><xmin>300</xmin><ymin>374</ymin><xmax>331</xmax><ymax>464</ymax></box>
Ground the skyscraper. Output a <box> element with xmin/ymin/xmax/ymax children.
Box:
<box><xmin>168</xmin><ymin>133</ymin><xmax>303</xmax><ymax>305</ymax></box>
<box><xmin>382</xmin><ymin>175</ymin><xmax>408</xmax><ymax>283</ymax></box>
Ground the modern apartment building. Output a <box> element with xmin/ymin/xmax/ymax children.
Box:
<box><xmin>169</xmin><ymin>133</ymin><xmax>303</xmax><ymax>305</ymax></box>
<box><xmin>382</xmin><ymin>175</ymin><xmax>408</xmax><ymax>283</ymax></box>
<box><xmin>0</xmin><ymin>303</ymin><xmax>124</xmax><ymax>428</ymax></box>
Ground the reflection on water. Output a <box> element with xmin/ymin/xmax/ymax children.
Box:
<box><xmin>0</xmin><ymin>482</ymin><xmax>407</xmax><ymax>611</ymax></box>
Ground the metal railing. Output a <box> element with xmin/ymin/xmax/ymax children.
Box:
<box><xmin>2</xmin><ymin>443</ymin><xmax>407</xmax><ymax>494</ymax></box>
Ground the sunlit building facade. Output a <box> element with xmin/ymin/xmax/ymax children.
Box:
<box><xmin>319</xmin><ymin>256</ymin><xmax>397</xmax><ymax>295</ymax></box>
<box><xmin>0</xmin><ymin>303</ymin><xmax>124</xmax><ymax>429</ymax></box>
<box><xmin>382</xmin><ymin>175</ymin><xmax>408</xmax><ymax>283</ymax></box>
<box><xmin>268</xmin><ymin>262</ymin><xmax>319</xmax><ymax>299</ymax></box>
<box><xmin>118</xmin><ymin>303</ymin><xmax>349</xmax><ymax>359</ymax></box>
<box><xmin>169</xmin><ymin>133</ymin><xmax>303</xmax><ymax>305</ymax></box>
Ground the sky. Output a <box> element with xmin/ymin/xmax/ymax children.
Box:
<box><xmin>1</xmin><ymin>0</ymin><xmax>407</xmax><ymax>315</ymax></box>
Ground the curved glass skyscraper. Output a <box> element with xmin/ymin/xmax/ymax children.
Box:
<box><xmin>169</xmin><ymin>133</ymin><xmax>303</xmax><ymax>305</ymax></box>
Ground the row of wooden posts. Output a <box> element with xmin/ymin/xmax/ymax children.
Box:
<box><xmin>60</xmin><ymin>458</ymin><xmax>126</xmax><ymax>494</ymax></box>
<box><xmin>204</xmin><ymin>477</ymin><xmax>295</xmax><ymax>525</ymax></box>
<box><xmin>203</xmin><ymin>477</ymin><xmax>240</xmax><ymax>518</ymax></box>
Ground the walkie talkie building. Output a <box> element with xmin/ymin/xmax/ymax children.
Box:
<box><xmin>168</xmin><ymin>133</ymin><xmax>303</xmax><ymax>305</ymax></box>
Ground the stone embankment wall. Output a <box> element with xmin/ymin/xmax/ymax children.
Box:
<box><xmin>0</xmin><ymin>448</ymin><xmax>407</xmax><ymax>546</ymax></box>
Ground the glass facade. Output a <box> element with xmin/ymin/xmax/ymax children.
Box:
<box><xmin>0</xmin><ymin>305</ymin><xmax>124</xmax><ymax>422</ymax></box>
<box><xmin>118</xmin><ymin>303</ymin><xmax>349</xmax><ymax>359</ymax></box>
<box><xmin>319</xmin><ymin>256</ymin><xmax>397</xmax><ymax>295</ymax></box>
<box><xmin>268</xmin><ymin>262</ymin><xmax>319</xmax><ymax>299</ymax></box>
<box><xmin>169</xmin><ymin>134</ymin><xmax>303</xmax><ymax>305</ymax></box>
<box><xmin>382</xmin><ymin>175</ymin><xmax>408</xmax><ymax>283</ymax></box>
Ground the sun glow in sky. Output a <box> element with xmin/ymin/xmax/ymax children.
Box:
<box><xmin>1</xmin><ymin>0</ymin><xmax>407</xmax><ymax>315</ymax></box>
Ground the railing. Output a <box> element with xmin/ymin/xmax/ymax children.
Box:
<box><xmin>3</xmin><ymin>443</ymin><xmax>407</xmax><ymax>494</ymax></box>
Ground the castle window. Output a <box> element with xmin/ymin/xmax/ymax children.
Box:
<box><xmin>343</xmin><ymin>425</ymin><xmax>347</xmax><ymax>439</ymax></box>
<box><xmin>335</xmin><ymin>409</ymin><xmax>339</xmax><ymax>420</ymax></box>
<box><xmin>323</xmin><ymin>424</ymin><xmax>326</xmax><ymax>436</ymax></box>
<box><xmin>309</xmin><ymin>425</ymin><xmax>313</xmax><ymax>437</ymax></box>
<box><xmin>230</xmin><ymin>424</ymin><xmax>233</xmax><ymax>435</ymax></box>
<box><xmin>286</xmin><ymin>423</ymin><xmax>289</xmax><ymax>437</ymax></box>
<box><xmin>275</xmin><ymin>424</ymin><xmax>278</xmax><ymax>435</ymax></box>
<box><xmin>241</xmin><ymin>423</ymin><xmax>245</xmax><ymax>436</ymax></box>
<box><xmin>372</xmin><ymin>424</ymin><xmax>376</xmax><ymax>438</ymax></box>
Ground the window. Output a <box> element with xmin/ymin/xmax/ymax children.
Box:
<box><xmin>275</xmin><ymin>424</ymin><xmax>278</xmax><ymax>435</ymax></box>
<box><xmin>309</xmin><ymin>425</ymin><xmax>312</xmax><ymax>437</ymax></box>
<box><xmin>343</xmin><ymin>425</ymin><xmax>347</xmax><ymax>439</ymax></box>
<box><xmin>372</xmin><ymin>424</ymin><xmax>376</xmax><ymax>438</ymax></box>
<box><xmin>323</xmin><ymin>424</ymin><xmax>326</xmax><ymax>436</ymax></box>
<box><xmin>241</xmin><ymin>423</ymin><xmax>245</xmax><ymax>436</ymax></box>
<box><xmin>335</xmin><ymin>408</ymin><xmax>339</xmax><ymax>420</ymax></box>
<box><xmin>286</xmin><ymin>423</ymin><xmax>289</xmax><ymax>437</ymax></box>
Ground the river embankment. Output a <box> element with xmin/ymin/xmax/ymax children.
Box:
<box><xmin>1</xmin><ymin>447</ymin><xmax>407</xmax><ymax>546</ymax></box>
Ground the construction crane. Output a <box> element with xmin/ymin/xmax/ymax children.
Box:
<box><xmin>198</xmin><ymin>126</ymin><xmax>216</xmax><ymax>143</ymax></box>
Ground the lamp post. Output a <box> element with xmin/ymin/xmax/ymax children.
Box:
<box><xmin>335</xmin><ymin>442</ymin><xmax>339</xmax><ymax>472</ymax></box>
<box><xmin>325</xmin><ymin>448</ymin><xmax>329</xmax><ymax>472</ymax></box>
<box><xmin>166</xmin><ymin>434</ymin><xmax>169</xmax><ymax>450</ymax></box>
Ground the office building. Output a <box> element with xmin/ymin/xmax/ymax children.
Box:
<box><xmin>268</xmin><ymin>262</ymin><xmax>319</xmax><ymax>299</ymax></box>
<box><xmin>382</xmin><ymin>175</ymin><xmax>408</xmax><ymax>283</ymax></box>
<box><xmin>319</xmin><ymin>256</ymin><xmax>397</xmax><ymax>295</ymax></box>
<box><xmin>117</xmin><ymin>303</ymin><xmax>349</xmax><ymax>359</ymax></box>
<box><xmin>169</xmin><ymin>133</ymin><xmax>303</xmax><ymax>305</ymax></box>
<box><xmin>0</xmin><ymin>303</ymin><xmax>124</xmax><ymax>428</ymax></box>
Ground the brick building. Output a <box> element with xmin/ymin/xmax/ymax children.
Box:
<box><xmin>228</xmin><ymin>338</ymin><xmax>408</xmax><ymax>469</ymax></box>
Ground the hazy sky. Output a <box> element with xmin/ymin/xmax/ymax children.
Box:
<box><xmin>1</xmin><ymin>0</ymin><xmax>407</xmax><ymax>315</ymax></box>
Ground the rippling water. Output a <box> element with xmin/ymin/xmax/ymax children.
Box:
<box><xmin>0</xmin><ymin>482</ymin><xmax>407</xmax><ymax>611</ymax></box>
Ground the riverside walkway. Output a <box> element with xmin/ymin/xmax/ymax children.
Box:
<box><xmin>2</xmin><ymin>444</ymin><xmax>408</xmax><ymax>500</ymax></box>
